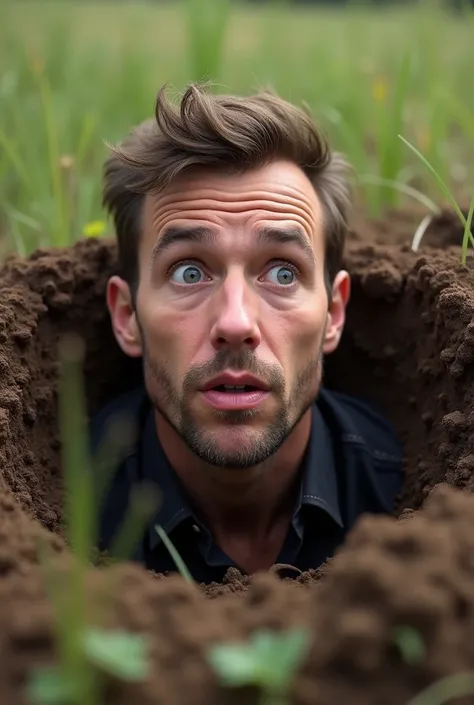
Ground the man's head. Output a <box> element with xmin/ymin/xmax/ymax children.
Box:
<box><xmin>103</xmin><ymin>84</ymin><xmax>351</xmax><ymax>469</ymax></box>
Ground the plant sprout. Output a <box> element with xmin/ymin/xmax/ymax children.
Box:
<box><xmin>27</xmin><ymin>629</ymin><xmax>149</xmax><ymax>705</ymax></box>
<box><xmin>399</xmin><ymin>134</ymin><xmax>474</xmax><ymax>263</ymax></box>
<box><xmin>207</xmin><ymin>627</ymin><xmax>310</xmax><ymax>705</ymax></box>
<box><xmin>393</xmin><ymin>625</ymin><xmax>426</xmax><ymax>665</ymax></box>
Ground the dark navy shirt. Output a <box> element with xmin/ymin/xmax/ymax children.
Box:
<box><xmin>90</xmin><ymin>387</ymin><xmax>403</xmax><ymax>583</ymax></box>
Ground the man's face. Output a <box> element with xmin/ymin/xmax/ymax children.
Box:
<box><xmin>108</xmin><ymin>160</ymin><xmax>350</xmax><ymax>468</ymax></box>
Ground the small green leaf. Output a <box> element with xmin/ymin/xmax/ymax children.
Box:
<box><xmin>252</xmin><ymin>630</ymin><xmax>277</xmax><ymax>659</ymax></box>
<box><xmin>82</xmin><ymin>629</ymin><xmax>149</xmax><ymax>681</ymax></box>
<box><xmin>393</xmin><ymin>626</ymin><xmax>426</xmax><ymax>665</ymax></box>
<box><xmin>26</xmin><ymin>666</ymin><xmax>79</xmax><ymax>705</ymax></box>
<box><xmin>207</xmin><ymin>628</ymin><xmax>310</xmax><ymax>690</ymax></box>
<box><xmin>275</xmin><ymin>629</ymin><xmax>311</xmax><ymax>673</ymax></box>
<box><xmin>207</xmin><ymin>644</ymin><xmax>258</xmax><ymax>686</ymax></box>
<box><xmin>251</xmin><ymin>629</ymin><xmax>310</xmax><ymax>688</ymax></box>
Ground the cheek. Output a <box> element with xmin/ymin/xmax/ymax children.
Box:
<box><xmin>138</xmin><ymin>297</ymin><xmax>200</xmax><ymax>369</ymax></box>
<box><xmin>276</xmin><ymin>301</ymin><xmax>327</xmax><ymax>366</ymax></box>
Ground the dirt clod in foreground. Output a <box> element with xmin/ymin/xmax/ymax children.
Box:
<box><xmin>1</xmin><ymin>213</ymin><xmax>474</xmax><ymax>704</ymax></box>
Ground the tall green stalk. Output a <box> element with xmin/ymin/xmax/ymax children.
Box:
<box><xmin>184</xmin><ymin>0</ymin><xmax>231</xmax><ymax>83</ymax></box>
<box><xmin>399</xmin><ymin>134</ymin><xmax>474</xmax><ymax>259</ymax></box>
<box><xmin>57</xmin><ymin>334</ymin><xmax>99</xmax><ymax>704</ymax></box>
<box><xmin>28</xmin><ymin>335</ymin><xmax>154</xmax><ymax>704</ymax></box>
<box><xmin>376</xmin><ymin>49</ymin><xmax>412</xmax><ymax>211</ymax></box>
<box><xmin>34</xmin><ymin>66</ymin><xmax>72</xmax><ymax>247</ymax></box>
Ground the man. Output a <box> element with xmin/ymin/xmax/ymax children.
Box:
<box><xmin>91</xmin><ymin>83</ymin><xmax>403</xmax><ymax>582</ymax></box>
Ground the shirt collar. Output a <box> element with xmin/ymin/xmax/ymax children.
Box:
<box><xmin>144</xmin><ymin>391</ymin><xmax>343</xmax><ymax>551</ymax></box>
<box><xmin>297</xmin><ymin>400</ymin><xmax>343</xmax><ymax>528</ymax></box>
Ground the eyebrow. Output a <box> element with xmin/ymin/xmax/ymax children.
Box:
<box><xmin>151</xmin><ymin>224</ymin><xmax>316</xmax><ymax>267</ymax></box>
<box><xmin>257</xmin><ymin>226</ymin><xmax>316</xmax><ymax>268</ymax></box>
<box><xmin>151</xmin><ymin>226</ymin><xmax>216</xmax><ymax>261</ymax></box>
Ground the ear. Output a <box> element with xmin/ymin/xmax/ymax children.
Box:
<box><xmin>106</xmin><ymin>275</ymin><xmax>142</xmax><ymax>358</ymax></box>
<box><xmin>323</xmin><ymin>270</ymin><xmax>351</xmax><ymax>355</ymax></box>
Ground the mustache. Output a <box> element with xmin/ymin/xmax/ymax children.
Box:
<box><xmin>182</xmin><ymin>350</ymin><xmax>284</xmax><ymax>393</ymax></box>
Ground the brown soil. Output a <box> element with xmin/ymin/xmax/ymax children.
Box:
<box><xmin>350</xmin><ymin>206</ymin><xmax>468</xmax><ymax>250</ymax></box>
<box><xmin>1</xmin><ymin>210</ymin><xmax>474</xmax><ymax>704</ymax></box>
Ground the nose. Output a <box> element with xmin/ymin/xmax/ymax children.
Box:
<box><xmin>210</xmin><ymin>271</ymin><xmax>261</xmax><ymax>352</ymax></box>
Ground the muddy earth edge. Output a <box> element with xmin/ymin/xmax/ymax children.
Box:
<box><xmin>1</xmin><ymin>215</ymin><xmax>474</xmax><ymax>704</ymax></box>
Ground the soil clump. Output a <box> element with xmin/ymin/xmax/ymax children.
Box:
<box><xmin>0</xmin><ymin>210</ymin><xmax>474</xmax><ymax>704</ymax></box>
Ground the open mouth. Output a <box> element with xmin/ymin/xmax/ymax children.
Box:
<box><xmin>212</xmin><ymin>385</ymin><xmax>261</xmax><ymax>393</ymax></box>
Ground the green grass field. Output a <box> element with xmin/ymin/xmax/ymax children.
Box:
<box><xmin>2</xmin><ymin>5</ymin><xmax>474</xmax><ymax>703</ymax></box>
<box><xmin>0</xmin><ymin>0</ymin><xmax>473</xmax><ymax>254</ymax></box>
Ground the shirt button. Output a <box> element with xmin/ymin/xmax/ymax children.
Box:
<box><xmin>192</xmin><ymin>524</ymin><xmax>200</xmax><ymax>533</ymax></box>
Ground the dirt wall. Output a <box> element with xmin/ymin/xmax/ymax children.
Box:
<box><xmin>1</xmin><ymin>216</ymin><xmax>474</xmax><ymax>704</ymax></box>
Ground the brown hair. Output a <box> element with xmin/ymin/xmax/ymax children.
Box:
<box><xmin>103</xmin><ymin>83</ymin><xmax>352</xmax><ymax>298</ymax></box>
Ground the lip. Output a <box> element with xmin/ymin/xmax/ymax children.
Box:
<box><xmin>200</xmin><ymin>388</ymin><xmax>269</xmax><ymax>410</ymax></box>
<box><xmin>200</xmin><ymin>372</ymin><xmax>269</xmax><ymax>392</ymax></box>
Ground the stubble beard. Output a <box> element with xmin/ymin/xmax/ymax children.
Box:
<box><xmin>139</xmin><ymin>329</ymin><xmax>325</xmax><ymax>470</ymax></box>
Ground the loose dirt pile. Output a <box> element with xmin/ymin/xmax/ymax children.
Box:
<box><xmin>1</xmin><ymin>209</ymin><xmax>474</xmax><ymax>704</ymax></box>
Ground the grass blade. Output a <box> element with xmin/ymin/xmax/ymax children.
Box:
<box><xmin>412</xmin><ymin>214</ymin><xmax>434</xmax><ymax>253</ymax></box>
<box><xmin>76</xmin><ymin>112</ymin><xmax>97</xmax><ymax>169</ymax></box>
<box><xmin>399</xmin><ymin>134</ymin><xmax>474</xmax><ymax>250</ymax></box>
<box><xmin>110</xmin><ymin>484</ymin><xmax>161</xmax><ymax>562</ymax></box>
<box><xmin>92</xmin><ymin>412</ymin><xmax>138</xmax><ymax>510</ymax></box>
<box><xmin>358</xmin><ymin>175</ymin><xmax>439</xmax><ymax>213</ymax></box>
<box><xmin>44</xmin><ymin>333</ymin><xmax>100</xmax><ymax>705</ymax></box>
<box><xmin>407</xmin><ymin>673</ymin><xmax>474</xmax><ymax>705</ymax></box>
<box><xmin>185</xmin><ymin>0</ymin><xmax>231</xmax><ymax>82</ymax></box>
<box><xmin>33</xmin><ymin>62</ymin><xmax>70</xmax><ymax>247</ymax></box>
<box><xmin>57</xmin><ymin>335</ymin><xmax>89</xmax><ymax>672</ymax></box>
<box><xmin>59</xmin><ymin>334</ymin><xmax>94</xmax><ymax>566</ymax></box>
<box><xmin>0</xmin><ymin>126</ymin><xmax>31</xmax><ymax>190</ymax></box>
<box><xmin>461</xmin><ymin>196</ymin><xmax>474</xmax><ymax>266</ymax></box>
<box><xmin>155</xmin><ymin>525</ymin><xmax>194</xmax><ymax>583</ymax></box>
<box><xmin>378</xmin><ymin>50</ymin><xmax>412</xmax><ymax>209</ymax></box>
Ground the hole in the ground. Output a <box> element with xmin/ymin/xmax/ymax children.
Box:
<box><xmin>1</xmin><ymin>235</ymin><xmax>473</xmax><ymax>540</ymax></box>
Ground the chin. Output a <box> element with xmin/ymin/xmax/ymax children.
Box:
<box><xmin>207</xmin><ymin>424</ymin><xmax>261</xmax><ymax>444</ymax></box>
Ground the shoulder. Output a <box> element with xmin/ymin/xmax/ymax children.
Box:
<box><xmin>89</xmin><ymin>387</ymin><xmax>148</xmax><ymax>455</ymax></box>
<box><xmin>317</xmin><ymin>388</ymin><xmax>402</xmax><ymax>466</ymax></box>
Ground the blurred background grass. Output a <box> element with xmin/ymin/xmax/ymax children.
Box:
<box><xmin>0</xmin><ymin>0</ymin><xmax>473</xmax><ymax>253</ymax></box>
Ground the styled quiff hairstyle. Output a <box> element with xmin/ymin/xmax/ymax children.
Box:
<box><xmin>103</xmin><ymin>83</ymin><xmax>351</xmax><ymax>298</ymax></box>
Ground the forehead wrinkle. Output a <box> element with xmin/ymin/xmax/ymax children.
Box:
<box><xmin>152</xmin><ymin>212</ymin><xmax>317</xmax><ymax>244</ymax></box>
<box><xmin>156</xmin><ymin>186</ymin><xmax>315</xmax><ymax>213</ymax></box>
<box><xmin>151</xmin><ymin>197</ymin><xmax>318</xmax><ymax>243</ymax></box>
<box><xmin>148</xmin><ymin>177</ymin><xmax>322</xmax><ymax>247</ymax></box>
<box><xmin>152</xmin><ymin>206</ymin><xmax>317</xmax><ymax>242</ymax></box>
<box><xmin>152</xmin><ymin>197</ymin><xmax>315</xmax><ymax>230</ymax></box>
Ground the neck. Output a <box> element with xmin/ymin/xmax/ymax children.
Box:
<box><xmin>154</xmin><ymin>410</ymin><xmax>312</xmax><ymax>540</ymax></box>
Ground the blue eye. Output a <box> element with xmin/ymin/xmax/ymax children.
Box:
<box><xmin>171</xmin><ymin>264</ymin><xmax>205</xmax><ymax>284</ymax></box>
<box><xmin>267</xmin><ymin>264</ymin><xmax>296</xmax><ymax>286</ymax></box>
